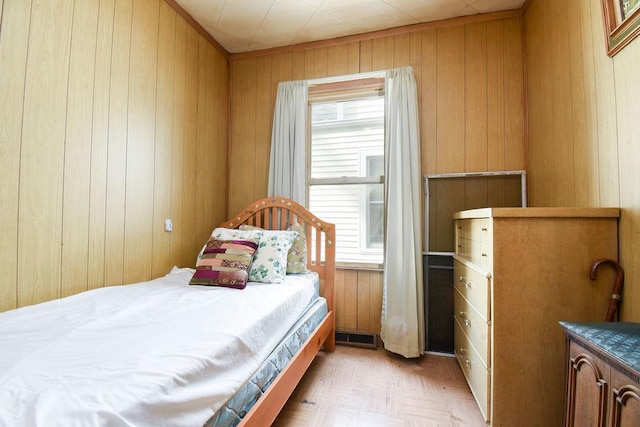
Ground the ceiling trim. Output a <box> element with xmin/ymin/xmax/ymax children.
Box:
<box><xmin>164</xmin><ymin>0</ymin><xmax>230</xmax><ymax>60</ymax></box>
<box><xmin>229</xmin><ymin>8</ymin><xmax>524</xmax><ymax>62</ymax></box>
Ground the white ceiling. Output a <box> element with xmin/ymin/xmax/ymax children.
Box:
<box><xmin>175</xmin><ymin>0</ymin><xmax>527</xmax><ymax>54</ymax></box>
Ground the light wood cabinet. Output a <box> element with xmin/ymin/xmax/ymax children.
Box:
<box><xmin>562</xmin><ymin>322</ymin><xmax>640</xmax><ymax>427</ymax></box>
<box><xmin>453</xmin><ymin>207</ymin><xmax>619</xmax><ymax>426</ymax></box>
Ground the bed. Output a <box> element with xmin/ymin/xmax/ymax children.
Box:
<box><xmin>0</xmin><ymin>197</ymin><xmax>336</xmax><ymax>426</ymax></box>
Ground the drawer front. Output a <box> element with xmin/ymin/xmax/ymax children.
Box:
<box><xmin>454</xmin><ymin>319</ymin><xmax>491</xmax><ymax>422</ymax></box>
<box><xmin>453</xmin><ymin>258</ymin><xmax>490</xmax><ymax>320</ymax></box>
<box><xmin>456</xmin><ymin>218</ymin><xmax>492</xmax><ymax>243</ymax></box>
<box><xmin>456</xmin><ymin>237</ymin><xmax>493</xmax><ymax>270</ymax></box>
<box><xmin>454</xmin><ymin>288</ymin><xmax>490</xmax><ymax>366</ymax></box>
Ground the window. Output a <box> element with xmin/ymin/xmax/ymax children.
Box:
<box><xmin>307</xmin><ymin>77</ymin><xmax>385</xmax><ymax>266</ymax></box>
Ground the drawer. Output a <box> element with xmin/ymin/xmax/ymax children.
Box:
<box><xmin>454</xmin><ymin>288</ymin><xmax>490</xmax><ymax>367</ymax></box>
<box><xmin>453</xmin><ymin>257</ymin><xmax>490</xmax><ymax>320</ymax></box>
<box><xmin>454</xmin><ymin>319</ymin><xmax>491</xmax><ymax>423</ymax></box>
<box><xmin>456</xmin><ymin>218</ymin><xmax>492</xmax><ymax>243</ymax></box>
<box><xmin>456</xmin><ymin>238</ymin><xmax>493</xmax><ymax>270</ymax></box>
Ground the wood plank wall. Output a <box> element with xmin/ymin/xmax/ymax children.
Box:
<box><xmin>228</xmin><ymin>16</ymin><xmax>525</xmax><ymax>215</ymax></box>
<box><xmin>524</xmin><ymin>0</ymin><xmax>640</xmax><ymax>321</ymax></box>
<box><xmin>0</xmin><ymin>0</ymin><xmax>228</xmax><ymax>312</ymax></box>
<box><xmin>228</xmin><ymin>14</ymin><xmax>526</xmax><ymax>335</ymax></box>
<box><xmin>335</xmin><ymin>269</ymin><xmax>383</xmax><ymax>334</ymax></box>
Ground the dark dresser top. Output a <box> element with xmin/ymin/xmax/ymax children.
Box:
<box><xmin>560</xmin><ymin>321</ymin><xmax>640</xmax><ymax>373</ymax></box>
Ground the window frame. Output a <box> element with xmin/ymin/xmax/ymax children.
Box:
<box><xmin>306</xmin><ymin>76</ymin><xmax>386</xmax><ymax>268</ymax></box>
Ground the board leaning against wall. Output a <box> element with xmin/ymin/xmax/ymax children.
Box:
<box><xmin>423</xmin><ymin>170</ymin><xmax>526</xmax><ymax>353</ymax></box>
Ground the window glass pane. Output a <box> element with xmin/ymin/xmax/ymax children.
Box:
<box><xmin>367</xmin><ymin>203</ymin><xmax>383</xmax><ymax>247</ymax></box>
<box><xmin>309</xmin><ymin>184</ymin><xmax>383</xmax><ymax>265</ymax></box>
<box><xmin>367</xmin><ymin>154</ymin><xmax>384</xmax><ymax>179</ymax></box>
<box><xmin>367</xmin><ymin>183</ymin><xmax>384</xmax><ymax>248</ymax></box>
<box><xmin>366</xmin><ymin>155</ymin><xmax>384</xmax><ymax>249</ymax></box>
<box><xmin>310</xmin><ymin>97</ymin><xmax>384</xmax><ymax>180</ymax></box>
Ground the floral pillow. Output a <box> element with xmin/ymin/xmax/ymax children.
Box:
<box><xmin>189</xmin><ymin>238</ymin><xmax>258</xmax><ymax>289</ymax></box>
<box><xmin>240</xmin><ymin>223</ymin><xmax>309</xmax><ymax>274</ymax></box>
<box><xmin>200</xmin><ymin>227</ymin><xmax>297</xmax><ymax>283</ymax></box>
<box><xmin>248</xmin><ymin>230</ymin><xmax>298</xmax><ymax>283</ymax></box>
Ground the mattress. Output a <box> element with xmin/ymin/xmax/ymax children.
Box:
<box><xmin>0</xmin><ymin>267</ymin><xmax>320</xmax><ymax>426</ymax></box>
<box><xmin>207</xmin><ymin>295</ymin><xmax>327</xmax><ymax>426</ymax></box>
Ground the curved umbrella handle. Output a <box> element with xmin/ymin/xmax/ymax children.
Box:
<box><xmin>590</xmin><ymin>258</ymin><xmax>624</xmax><ymax>322</ymax></box>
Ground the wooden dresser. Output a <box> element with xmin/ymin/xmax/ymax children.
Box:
<box><xmin>561</xmin><ymin>322</ymin><xmax>640</xmax><ymax>426</ymax></box>
<box><xmin>452</xmin><ymin>207</ymin><xmax>619</xmax><ymax>426</ymax></box>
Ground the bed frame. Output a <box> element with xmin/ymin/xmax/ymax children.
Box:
<box><xmin>219</xmin><ymin>197</ymin><xmax>336</xmax><ymax>426</ymax></box>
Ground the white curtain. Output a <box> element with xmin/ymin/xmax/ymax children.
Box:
<box><xmin>381</xmin><ymin>67</ymin><xmax>425</xmax><ymax>358</ymax></box>
<box><xmin>267</xmin><ymin>80</ymin><xmax>308</xmax><ymax>205</ymax></box>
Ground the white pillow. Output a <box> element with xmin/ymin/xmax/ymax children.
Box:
<box><xmin>204</xmin><ymin>228</ymin><xmax>298</xmax><ymax>283</ymax></box>
<box><xmin>211</xmin><ymin>227</ymin><xmax>264</xmax><ymax>241</ymax></box>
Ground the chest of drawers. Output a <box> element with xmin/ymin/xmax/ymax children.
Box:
<box><xmin>453</xmin><ymin>207</ymin><xmax>619</xmax><ymax>426</ymax></box>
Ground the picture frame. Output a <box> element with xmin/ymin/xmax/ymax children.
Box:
<box><xmin>601</xmin><ymin>0</ymin><xmax>640</xmax><ymax>56</ymax></box>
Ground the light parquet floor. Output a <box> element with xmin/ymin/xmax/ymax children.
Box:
<box><xmin>273</xmin><ymin>345</ymin><xmax>486</xmax><ymax>427</ymax></box>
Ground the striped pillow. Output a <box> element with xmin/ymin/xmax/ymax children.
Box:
<box><xmin>189</xmin><ymin>238</ymin><xmax>259</xmax><ymax>289</ymax></box>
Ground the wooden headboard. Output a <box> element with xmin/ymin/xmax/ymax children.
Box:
<box><xmin>223</xmin><ymin>197</ymin><xmax>336</xmax><ymax>426</ymax></box>
<box><xmin>220</xmin><ymin>197</ymin><xmax>336</xmax><ymax>313</ymax></box>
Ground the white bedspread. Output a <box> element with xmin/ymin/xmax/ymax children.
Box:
<box><xmin>0</xmin><ymin>267</ymin><xmax>316</xmax><ymax>426</ymax></box>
